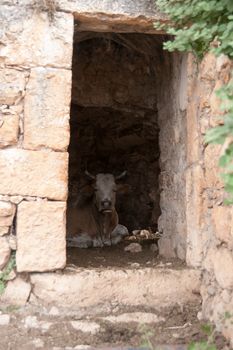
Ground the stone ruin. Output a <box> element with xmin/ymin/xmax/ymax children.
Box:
<box><xmin>0</xmin><ymin>0</ymin><xmax>232</xmax><ymax>345</ymax></box>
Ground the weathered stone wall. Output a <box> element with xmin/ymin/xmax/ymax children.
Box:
<box><xmin>157</xmin><ymin>52</ymin><xmax>188</xmax><ymax>260</ymax></box>
<box><xmin>0</xmin><ymin>4</ymin><xmax>73</xmax><ymax>273</ymax></box>
<box><xmin>186</xmin><ymin>52</ymin><xmax>233</xmax><ymax>344</ymax></box>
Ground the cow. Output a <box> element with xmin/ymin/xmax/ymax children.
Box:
<box><xmin>67</xmin><ymin>171</ymin><xmax>129</xmax><ymax>248</ymax></box>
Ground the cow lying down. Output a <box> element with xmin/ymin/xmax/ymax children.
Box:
<box><xmin>67</xmin><ymin>172</ymin><xmax>129</xmax><ymax>249</ymax></box>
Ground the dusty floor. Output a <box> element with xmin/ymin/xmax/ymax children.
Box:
<box><xmin>67</xmin><ymin>233</ymin><xmax>185</xmax><ymax>269</ymax></box>
<box><xmin>0</xmin><ymin>302</ymin><xmax>231</xmax><ymax>350</ymax></box>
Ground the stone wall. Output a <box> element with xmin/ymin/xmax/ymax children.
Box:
<box><xmin>157</xmin><ymin>52</ymin><xmax>188</xmax><ymax>260</ymax></box>
<box><xmin>186</xmin><ymin>52</ymin><xmax>233</xmax><ymax>344</ymax></box>
<box><xmin>1</xmin><ymin>1</ymin><xmax>233</xmax><ymax>345</ymax></box>
<box><xmin>0</xmin><ymin>4</ymin><xmax>73</xmax><ymax>273</ymax></box>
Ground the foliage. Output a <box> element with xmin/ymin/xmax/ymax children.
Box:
<box><xmin>188</xmin><ymin>324</ymin><xmax>217</xmax><ymax>350</ymax></box>
<box><xmin>155</xmin><ymin>0</ymin><xmax>233</xmax><ymax>59</ymax></box>
<box><xmin>155</xmin><ymin>0</ymin><xmax>233</xmax><ymax>202</ymax></box>
<box><xmin>0</xmin><ymin>253</ymin><xmax>16</xmax><ymax>295</ymax></box>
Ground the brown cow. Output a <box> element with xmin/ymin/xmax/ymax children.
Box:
<box><xmin>67</xmin><ymin>171</ymin><xmax>128</xmax><ymax>248</ymax></box>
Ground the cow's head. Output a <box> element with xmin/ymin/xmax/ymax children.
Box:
<box><xmin>85</xmin><ymin>171</ymin><xmax>127</xmax><ymax>213</ymax></box>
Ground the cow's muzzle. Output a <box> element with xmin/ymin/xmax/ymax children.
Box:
<box><xmin>100</xmin><ymin>200</ymin><xmax>113</xmax><ymax>213</ymax></box>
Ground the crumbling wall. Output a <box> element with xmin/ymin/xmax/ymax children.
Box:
<box><xmin>186</xmin><ymin>52</ymin><xmax>233</xmax><ymax>344</ymax></box>
<box><xmin>0</xmin><ymin>5</ymin><xmax>73</xmax><ymax>274</ymax></box>
<box><xmin>157</xmin><ymin>52</ymin><xmax>188</xmax><ymax>260</ymax></box>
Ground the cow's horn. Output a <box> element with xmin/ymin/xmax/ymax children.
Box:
<box><xmin>115</xmin><ymin>170</ymin><xmax>127</xmax><ymax>180</ymax></box>
<box><xmin>85</xmin><ymin>170</ymin><xmax>96</xmax><ymax>180</ymax></box>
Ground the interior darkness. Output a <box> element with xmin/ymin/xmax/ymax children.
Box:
<box><xmin>68</xmin><ymin>31</ymin><xmax>164</xmax><ymax>235</ymax></box>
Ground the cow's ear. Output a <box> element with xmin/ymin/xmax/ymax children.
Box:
<box><xmin>117</xmin><ymin>184</ymin><xmax>131</xmax><ymax>194</ymax></box>
<box><xmin>80</xmin><ymin>184</ymin><xmax>95</xmax><ymax>196</ymax></box>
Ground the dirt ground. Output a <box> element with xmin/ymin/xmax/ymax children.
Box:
<box><xmin>0</xmin><ymin>302</ymin><xmax>231</xmax><ymax>350</ymax></box>
<box><xmin>67</xmin><ymin>234</ymin><xmax>185</xmax><ymax>269</ymax></box>
<box><xmin>0</xmin><ymin>235</ymin><xmax>231</xmax><ymax>350</ymax></box>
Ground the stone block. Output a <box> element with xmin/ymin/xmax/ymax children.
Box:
<box><xmin>0</xmin><ymin>277</ymin><xmax>31</xmax><ymax>306</ymax></box>
<box><xmin>216</xmin><ymin>54</ymin><xmax>232</xmax><ymax>72</ymax></box>
<box><xmin>186</xmin><ymin>90</ymin><xmax>200</xmax><ymax>165</ymax></box>
<box><xmin>204</xmin><ymin>144</ymin><xmax>223</xmax><ymax>189</ymax></box>
<box><xmin>212</xmin><ymin>206</ymin><xmax>232</xmax><ymax>246</ymax></box>
<box><xmin>200</xmin><ymin>52</ymin><xmax>217</xmax><ymax>81</ymax></box>
<box><xmin>0</xmin><ymin>149</ymin><xmax>68</xmax><ymax>200</ymax></box>
<box><xmin>210</xmin><ymin>80</ymin><xmax>224</xmax><ymax>117</ymax></box>
<box><xmin>0</xmin><ymin>6</ymin><xmax>73</xmax><ymax>68</ymax></box>
<box><xmin>0</xmin><ymin>227</ymin><xmax>9</xmax><ymax>236</ymax></box>
<box><xmin>16</xmin><ymin>201</ymin><xmax>66</xmax><ymax>272</ymax></box>
<box><xmin>186</xmin><ymin>165</ymin><xmax>205</xmax><ymax>267</ymax></box>
<box><xmin>0</xmin><ymin>201</ymin><xmax>15</xmax><ymax>217</ymax></box>
<box><xmin>213</xmin><ymin>248</ymin><xmax>233</xmax><ymax>289</ymax></box>
<box><xmin>0</xmin><ymin>69</ymin><xmax>27</xmax><ymax>105</ymax></box>
<box><xmin>0</xmin><ymin>236</ymin><xmax>11</xmax><ymax>269</ymax></box>
<box><xmin>24</xmin><ymin>68</ymin><xmax>71</xmax><ymax>151</ymax></box>
<box><xmin>0</xmin><ymin>114</ymin><xmax>19</xmax><ymax>147</ymax></box>
<box><xmin>30</xmin><ymin>268</ymin><xmax>201</xmax><ymax>308</ymax></box>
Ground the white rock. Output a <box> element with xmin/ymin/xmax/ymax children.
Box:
<box><xmin>40</xmin><ymin>321</ymin><xmax>52</xmax><ymax>332</ymax></box>
<box><xmin>24</xmin><ymin>315</ymin><xmax>39</xmax><ymax>329</ymax></box>
<box><xmin>49</xmin><ymin>306</ymin><xmax>60</xmax><ymax>316</ymax></box>
<box><xmin>7</xmin><ymin>234</ymin><xmax>17</xmax><ymax>250</ymax></box>
<box><xmin>70</xmin><ymin>321</ymin><xmax>100</xmax><ymax>334</ymax></box>
<box><xmin>103</xmin><ymin>312</ymin><xmax>165</xmax><ymax>324</ymax></box>
<box><xmin>124</xmin><ymin>242</ymin><xmax>142</xmax><ymax>253</ymax></box>
<box><xmin>0</xmin><ymin>236</ymin><xmax>11</xmax><ymax>269</ymax></box>
<box><xmin>32</xmin><ymin>339</ymin><xmax>44</xmax><ymax>348</ymax></box>
<box><xmin>0</xmin><ymin>314</ymin><xmax>10</xmax><ymax>326</ymax></box>
<box><xmin>75</xmin><ymin>346</ymin><xmax>92</xmax><ymax>349</ymax></box>
<box><xmin>1</xmin><ymin>277</ymin><xmax>31</xmax><ymax>306</ymax></box>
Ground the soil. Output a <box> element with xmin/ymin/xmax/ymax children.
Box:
<box><xmin>0</xmin><ymin>302</ymin><xmax>231</xmax><ymax>350</ymax></box>
<box><xmin>67</xmin><ymin>235</ymin><xmax>185</xmax><ymax>269</ymax></box>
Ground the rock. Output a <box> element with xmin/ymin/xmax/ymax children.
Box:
<box><xmin>31</xmin><ymin>268</ymin><xmax>201</xmax><ymax>308</ymax></box>
<box><xmin>7</xmin><ymin>234</ymin><xmax>17</xmax><ymax>250</ymax></box>
<box><xmin>0</xmin><ymin>226</ymin><xmax>9</xmax><ymax>236</ymax></box>
<box><xmin>74</xmin><ymin>346</ymin><xmax>91</xmax><ymax>350</ymax></box>
<box><xmin>49</xmin><ymin>306</ymin><xmax>60</xmax><ymax>316</ymax></box>
<box><xmin>70</xmin><ymin>321</ymin><xmax>100</xmax><ymax>334</ymax></box>
<box><xmin>5</xmin><ymin>269</ymin><xmax>16</xmax><ymax>281</ymax></box>
<box><xmin>0</xmin><ymin>201</ymin><xmax>15</xmax><ymax>217</ymax></box>
<box><xmin>132</xmin><ymin>230</ymin><xmax>140</xmax><ymax>235</ymax></box>
<box><xmin>40</xmin><ymin>321</ymin><xmax>52</xmax><ymax>332</ymax></box>
<box><xmin>24</xmin><ymin>68</ymin><xmax>71</xmax><ymax>151</ymax></box>
<box><xmin>213</xmin><ymin>248</ymin><xmax>233</xmax><ymax>289</ymax></box>
<box><xmin>0</xmin><ymin>236</ymin><xmax>10</xmax><ymax>269</ymax></box>
<box><xmin>31</xmin><ymin>339</ymin><xmax>44</xmax><ymax>348</ymax></box>
<box><xmin>0</xmin><ymin>114</ymin><xmax>19</xmax><ymax>148</ymax></box>
<box><xmin>0</xmin><ymin>7</ymin><xmax>73</xmax><ymax>68</ymax></box>
<box><xmin>103</xmin><ymin>312</ymin><xmax>165</xmax><ymax>324</ymax></box>
<box><xmin>0</xmin><ymin>314</ymin><xmax>10</xmax><ymax>326</ymax></box>
<box><xmin>1</xmin><ymin>277</ymin><xmax>31</xmax><ymax>306</ymax></box>
<box><xmin>0</xmin><ymin>202</ymin><xmax>15</xmax><ymax>226</ymax></box>
<box><xmin>140</xmin><ymin>229</ymin><xmax>150</xmax><ymax>238</ymax></box>
<box><xmin>124</xmin><ymin>242</ymin><xmax>142</xmax><ymax>253</ymax></box>
<box><xmin>16</xmin><ymin>201</ymin><xmax>66</xmax><ymax>272</ymax></box>
<box><xmin>0</xmin><ymin>69</ymin><xmax>26</xmax><ymax>105</ymax></box>
<box><xmin>0</xmin><ymin>149</ymin><xmax>68</xmax><ymax>200</ymax></box>
<box><xmin>24</xmin><ymin>316</ymin><xmax>39</xmax><ymax>329</ymax></box>
<box><xmin>216</xmin><ymin>54</ymin><xmax>232</xmax><ymax>72</ymax></box>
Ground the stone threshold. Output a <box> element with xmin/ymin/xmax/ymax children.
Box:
<box><xmin>30</xmin><ymin>267</ymin><xmax>201</xmax><ymax>309</ymax></box>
